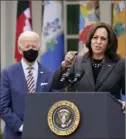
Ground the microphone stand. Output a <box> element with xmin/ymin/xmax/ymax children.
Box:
<box><xmin>66</xmin><ymin>72</ymin><xmax>84</xmax><ymax>92</ymax></box>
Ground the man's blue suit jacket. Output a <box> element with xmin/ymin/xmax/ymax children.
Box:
<box><xmin>0</xmin><ymin>62</ymin><xmax>53</xmax><ymax>139</ymax></box>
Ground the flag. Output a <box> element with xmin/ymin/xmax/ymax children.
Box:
<box><xmin>112</xmin><ymin>0</ymin><xmax>126</xmax><ymax>57</ymax></box>
<box><xmin>79</xmin><ymin>24</ymin><xmax>94</xmax><ymax>43</ymax></box>
<box><xmin>112</xmin><ymin>0</ymin><xmax>126</xmax><ymax>100</ymax></box>
<box><xmin>79</xmin><ymin>0</ymin><xmax>100</xmax><ymax>49</ymax></box>
<box><xmin>121</xmin><ymin>92</ymin><xmax>125</xmax><ymax>101</ymax></box>
<box><xmin>15</xmin><ymin>0</ymin><xmax>32</xmax><ymax>62</ymax></box>
<box><xmin>40</xmin><ymin>1</ymin><xmax>64</xmax><ymax>71</ymax></box>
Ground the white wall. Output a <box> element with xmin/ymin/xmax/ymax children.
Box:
<box><xmin>99</xmin><ymin>1</ymin><xmax>112</xmax><ymax>24</ymax></box>
<box><xmin>1</xmin><ymin>1</ymin><xmax>17</xmax><ymax>70</ymax></box>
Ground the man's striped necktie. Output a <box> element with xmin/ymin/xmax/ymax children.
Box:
<box><xmin>27</xmin><ymin>67</ymin><xmax>35</xmax><ymax>93</ymax></box>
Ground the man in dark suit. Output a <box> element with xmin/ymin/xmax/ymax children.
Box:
<box><xmin>0</xmin><ymin>31</ymin><xmax>53</xmax><ymax>139</ymax></box>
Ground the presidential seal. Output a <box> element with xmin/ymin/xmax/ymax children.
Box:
<box><xmin>47</xmin><ymin>100</ymin><xmax>80</xmax><ymax>136</ymax></box>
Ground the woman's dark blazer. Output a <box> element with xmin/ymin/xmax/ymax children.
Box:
<box><xmin>52</xmin><ymin>54</ymin><xmax>125</xmax><ymax>99</ymax></box>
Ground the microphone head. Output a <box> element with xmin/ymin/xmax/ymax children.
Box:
<box><xmin>60</xmin><ymin>70</ymin><xmax>71</xmax><ymax>82</ymax></box>
<box><xmin>75</xmin><ymin>73</ymin><xmax>82</xmax><ymax>78</ymax></box>
<box><xmin>72</xmin><ymin>72</ymin><xmax>84</xmax><ymax>83</ymax></box>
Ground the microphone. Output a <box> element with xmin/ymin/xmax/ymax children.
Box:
<box><xmin>60</xmin><ymin>53</ymin><xmax>78</xmax><ymax>83</ymax></box>
<box><xmin>72</xmin><ymin>71</ymin><xmax>84</xmax><ymax>84</ymax></box>
<box><xmin>67</xmin><ymin>71</ymin><xmax>84</xmax><ymax>90</ymax></box>
<box><xmin>60</xmin><ymin>67</ymin><xmax>73</xmax><ymax>82</ymax></box>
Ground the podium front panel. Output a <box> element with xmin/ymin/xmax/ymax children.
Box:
<box><xmin>22</xmin><ymin>92</ymin><xmax>125</xmax><ymax>139</ymax></box>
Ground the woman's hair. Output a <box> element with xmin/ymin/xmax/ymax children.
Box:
<box><xmin>85</xmin><ymin>22</ymin><xmax>120</xmax><ymax>61</ymax></box>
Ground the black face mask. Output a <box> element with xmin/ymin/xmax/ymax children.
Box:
<box><xmin>23</xmin><ymin>49</ymin><xmax>38</xmax><ymax>62</ymax></box>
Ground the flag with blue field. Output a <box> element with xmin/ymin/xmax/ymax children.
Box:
<box><xmin>40</xmin><ymin>1</ymin><xmax>64</xmax><ymax>71</ymax></box>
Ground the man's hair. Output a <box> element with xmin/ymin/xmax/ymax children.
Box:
<box><xmin>18</xmin><ymin>31</ymin><xmax>40</xmax><ymax>47</ymax></box>
<box><xmin>85</xmin><ymin>22</ymin><xmax>120</xmax><ymax>61</ymax></box>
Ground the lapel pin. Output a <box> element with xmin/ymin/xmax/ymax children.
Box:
<box><xmin>108</xmin><ymin>64</ymin><xmax>111</xmax><ymax>66</ymax></box>
<box><xmin>40</xmin><ymin>71</ymin><xmax>43</xmax><ymax>73</ymax></box>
